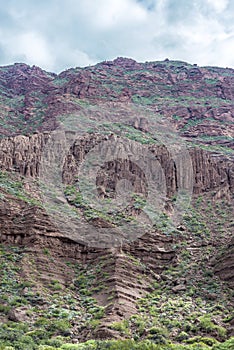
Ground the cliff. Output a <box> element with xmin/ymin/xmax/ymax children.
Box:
<box><xmin>0</xmin><ymin>58</ymin><xmax>233</xmax><ymax>347</ymax></box>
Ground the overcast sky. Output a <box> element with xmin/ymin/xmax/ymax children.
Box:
<box><xmin>0</xmin><ymin>0</ymin><xmax>233</xmax><ymax>73</ymax></box>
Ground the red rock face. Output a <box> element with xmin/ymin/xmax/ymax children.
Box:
<box><xmin>0</xmin><ymin>58</ymin><xmax>233</xmax><ymax>341</ymax></box>
<box><xmin>0</xmin><ymin>59</ymin><xmax>233</xmax><ymax>145</ymax></box>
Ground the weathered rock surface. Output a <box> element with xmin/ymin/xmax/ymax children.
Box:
<box><xmin>214</xmin><ymin>237</ymin><xmax>234</xmax><ymax>287</ymax></box>
<box><xmin>0</xmin><ymin>131</ymin><xmax>233</xmax><ymax>293</ymax></box>
<box><xmin>0</xmin><ymin>133</ymin><xmax>233</xmax><ymax>197</ymax></box>
<box><xmin>0</xmin><ymin>58</ymin><xmax>233</xmax><ymax>146</ymax></box>
<box><xmin>0</xmin><ymin>58</ymin><xmax>233</xmax><ymax>340</ymax></box>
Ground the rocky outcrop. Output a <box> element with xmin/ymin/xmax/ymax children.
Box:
<box><xmin>0</xmin><ymin>133</ymin><xmax>49</xmax><ymax>176</ymax></box>
<box><xmin>0</xmin><ymin>133</ymin><xmax>233</xmax><ymax>198</ymax></box>
<box><xmin>0</xmin><ymin>59</ymin><xmax>233</xmax><ymax>339</ymax></box>
<box><xmin>0</xmin><ymin>63</ymin><xmax>54</xmax><ymax>95</ymax></box>
<box><xmin>0</xmin><ymin>131</ymin><xmax>233</xmax><ymax>288</ymax></box>
<box><xmin>214</xmin><ymin>237</ymin><xmax>234</xmax><ymax>287</ymax></box>
<box><xmin>0</xmin><ymin>59</ymin><xmax>233</xmax><ymax>146</ymax></box>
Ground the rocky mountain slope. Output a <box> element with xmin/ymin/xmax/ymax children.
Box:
<box><xmin>0</xmin><ymin>58</ymin><xmax>233</xmax><ymax>349</ymax></box>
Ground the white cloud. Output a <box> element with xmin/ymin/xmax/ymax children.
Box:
<box><xmin>206</xmin><ymin>0</ymin><xmax>229</xmax><ymax>13</ymax></box>
<box><xmin>15</xmin><ymin>32</ymin><xmax>53</xmax><ymax>68</ymax></box>
<box><xmin>53</xmin><ymin>46</ymin><xmax>96</xmax><ymax>71</ymax></box>
<box><xmin>67</xmin><ymin>49</ymin><xmax>95</xmax><ymax>67</ymax></box>
<box><xmin>206</xmin><ymin>35</ymin><xmax>234</xmax><ymax>67</ymax></box>
<box><xmin>180</xmin><ymin>13</ymin><xmax>227</xmax><ymax>45</ymax></box>
<box><xmin>0</xmin><ymin>31</ymin><xmax>54</xmax><ymax>70</ymax></box>
<box><xmin>77</xmin><ymin>0</ymin><xmax>147</xmax><ymax>29</ymax></box>
<box><xmin>0</xmin><ymin>0</ymin><xmax>233</xmax><ymax>71</ymax></box>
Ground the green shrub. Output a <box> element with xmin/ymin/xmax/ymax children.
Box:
<box><xmin>198</xmin><ymin>316</ymin><xmax>227</xmax><ymax>338</ymax></box>
<box><xmin>213</xmin><ymin>337</ymin><xmax>234</xmax><ymax>349</ymax></box>
<box><xmin>110</xmin><ymin>320</ymin><xmax>130</xmax><ymax>335</ymax></box>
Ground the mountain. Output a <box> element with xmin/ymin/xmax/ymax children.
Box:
<box><xmin>0</xmin><ymin>58</ymin><xmax>233</xmax><ymax>350</ymax></box>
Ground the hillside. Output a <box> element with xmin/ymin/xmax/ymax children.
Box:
<box><xmin>0</xmin><ymin>58</ymin><xmax>233</xmax><ymax>350</ymax></box>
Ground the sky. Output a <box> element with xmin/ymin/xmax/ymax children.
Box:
<box><xmin>0</xmin><ymin>0</ymin><xmax>233</xmax><ymax>73</ymax></box>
